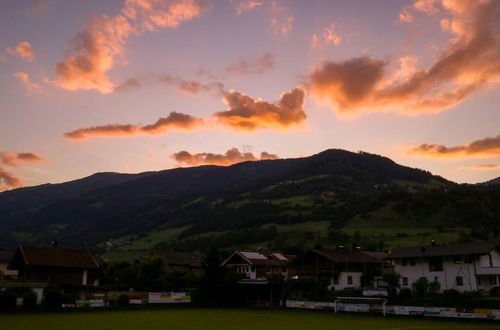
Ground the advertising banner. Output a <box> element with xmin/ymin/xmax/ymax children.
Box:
<box><xmin>148</xmin><ymin>292</ymin><xmax>191</xmax><ymax>304</ymax></box>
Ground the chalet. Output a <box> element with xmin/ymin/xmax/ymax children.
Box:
<box><xmin>222</xmin><ymin>250</ymin><xmax>296</xmax><ymax>281</ymax></box>
<box><xmin>156</xmin><ymin>251</ymin><xmax>203</xmax><ymax>272</ymax></box>
<box><xmin>222</xmin><ymin>250</ymin><xmax>296</xmax><ymax>306</ymax></box>
<box><xmin>294</xmin><ymin>249</ymin><xmax>388</xmax><ymax>290</ymax></box>
<box><xmin>385</xmin><ymin>241</ymin><xmax>500</xmax><ymax>295</ymax></box>
<box><xmin>7</xmin><ymin>245</ymin><xmax>105</xmax><ymax>298</ymax></box>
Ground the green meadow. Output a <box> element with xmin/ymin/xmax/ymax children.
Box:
<box><xmin>0</xmin><ymin>308</ymin><xmax>498</xmax><ymax>330</ymax></box>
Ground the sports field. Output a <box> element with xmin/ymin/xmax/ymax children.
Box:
<box><xmin>0</xmin><ymin>308</ymin><xmax>498</xmax><ymax>330</ymax></box>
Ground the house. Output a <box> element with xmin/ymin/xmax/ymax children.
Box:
<box><xmin>7</xmin><ymin>244</ymin><xmax>105</xmax><ymax>299</ymax></box>
<box><xmin>156</xmin><ymin>251</ymin><xmax>203</xmax><ymax>272</ymax></box>
<box><xmin>294</xmin><ymin>249</ymin><xmax>388</xmax><ymax>290</ymax></box>
<box><xmin>385</xmin><ymin>241</ymin><xmax>500</xmax><ymax>295</ymax></box>
<box><xmin>222</xmin><ymin>250</ymin><xmax>296</xmax><ymax>281</ymax></box>
<box><xmin>0</xmin><ymin>249</ymin><xmax>18</xmax><ymax>279</ymax></box>
<box><xmin>222</xmin><ymin>250</ymin><xmax>296</xmax><ymax>306</ymax></box>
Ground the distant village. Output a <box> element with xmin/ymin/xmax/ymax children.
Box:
<box><xmin>1</xmin><ymin>239</ymin><xmax>500</xmax><ymax>310</ymax></box>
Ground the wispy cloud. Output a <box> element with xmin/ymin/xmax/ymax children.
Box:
<box><xmin>5</xmin><ymin>41</ymin><xmax>35</xmax><ymax>61</ymax></box>
<box><xmin>460</xmin><ymin>164</ymin><xmax>500</xmax><ymax>171</ymax></box>
<box><xmin>409</xmin><ymin>134</ymin><xmax>500</xmax><ymax>158</ymax></box>
<box><xmin>225</xmin><ymin>53</ymin><xmax>275</xmax><ymax>75</ymax></box>
<box><xmin>231</xmin><ymin>0</ymin><xmax>293</xmax><ymax>35</ymax></box>
<box><xmin>55</xmin><ymin>0</ymin><xmax>209</xmax><ymax>93</ymax></box>
<box><xmin>233</xmin><ymin>0</ymin><xmax>263</xmax><ymax>15</ymax></box>
<box><xmin>173</xmin><ymin>147</ymin><xmax>278</xmax><ymax>166</ymax></box>
<box><xmin>14</xmin><ymin>72</ymin><xmax>43</xmax><ymax>95</ymax></box>
<box><xmin>64</xmin><ymin>111</ymin><xmax>204</xmax><ymax>140</ymax></box>
<box><xmin>0</xmin><ymin>151</ymin><xmax>43</xmax><ymax>190</ymax></box>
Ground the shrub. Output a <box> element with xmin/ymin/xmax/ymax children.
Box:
<box><xmin>399</xmin><ymin>288</ymin><xmax>412</xmax><ymax>298</ymax></box>
<box><xmin>43</xmin><ymin>287</ymin><xmax>63</xmax><ymax>309</ymax></box>
<box><xmin>22</xmin><ymin>291</ymin><xmax>37</xmax><ymax>309</ymax></box>
<box><xmin>117</xmin><ymin>294</ymin><xmax>130</xmax><ymax>307</ymax></box>
<box><xmin>0</xmin><ymin>290</ymin><xmax>17</xmax><ymax>310</ymax></box>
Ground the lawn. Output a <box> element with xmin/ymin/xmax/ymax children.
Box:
<box><xmin>0</xmin><ymin>308</ymin><xmax>497</xmax><ymax>330</ymax></box>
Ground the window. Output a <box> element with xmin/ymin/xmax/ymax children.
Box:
<box><xmin>456</xmin><ymin>276</ymin><xmax>463</xmax><ymax>286</ymax></box>
<box><xmin>402</xmin><ymin>277</ymin><xmax>408</xmax><ymax>286</ymax></box>
<box><xmin>434</xmin><ymin>276</ymin><xmax>439</xmax><ymax>282</ymax></box>
<box><xmin>409</xmin><ymin>258</ymin><xmax>416</xmax><ymax>266</ymax></box>
<box><xmin>453</xmin><ymin>256</ymin><xmax>463</xmax><ymax>264</ymax></box>
<box><xmin>464</xmin><ymin>256</ymin><xmax>472</xmax><ymax>264</ymax></box>
<box><xmin>281</xmin><ymin>267</ymin><xmax>287</xmax><ymax>273</ymax></box>
<box><xmin>266</xmin><ymin>266</ymin><xmax>271</xmax><ymax>273</ymax></box>
<box><xmin>490</xmin><ymin>276</ymin><xmax>498</xmax><ymax>286</ymax></box>
<box><xmin>402</xmin><ymin>258</ymin><xmax>408</xmax><ymax>266</ymax></box>
<box><xmin>334</xmin><ymin>276</ymin><xmax>339</xmax><ymax>285</ymax></box>
<box><xmin>428</xmin><ymin>257</ymin><xmax>443</xmax><ymax>272</ymax></box>
<box><xmin>347</xmin><ymin>276</ymin><xmax>353</xmax><ymax>285</ymax></box>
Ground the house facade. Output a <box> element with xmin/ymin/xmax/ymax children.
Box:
<box><xmin>294</xmin><ymin>249</ymin><xmax>388</xmax><ymax>290</ymax></box>
<box><xmin>386</xmin><ymin>241</ymin><xmax>500</xmax><ymax>295</ymax></box>
<box><xmin>156</xmin><ymin>251</ymin><xmax>203</xmax><ymax>273</ymax></box>
<box><xmin>222</xmin><ymin>250</ymin><xmax>295</xmax><ymax>281</ymax></box>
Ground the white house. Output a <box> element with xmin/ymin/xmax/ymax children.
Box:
<box><xmin>386</xmin><ymin>241</ymin><xmax>500</xmax><ymax>295</ymax></box>
<box><xmin>222</xmin><ymin>250</ymin><xmax>295</xmax><ymax>281</ymax></box>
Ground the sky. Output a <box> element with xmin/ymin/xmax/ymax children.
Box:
<box><xmin>1</xmin><ymin>0</ymin><xmax>500</xmax><ymax>191</ymax></box>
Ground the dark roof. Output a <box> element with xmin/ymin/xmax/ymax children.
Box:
<box><xmin>311</xmin><ymin>250</ymin><xmax>387</xmax><ymax>264</ymax></box>
<box><xmin>386</xmin><ymin>241</ymin><xmax>500</xmax><ymax>259</ymax></box>
<box><xmin>9</xmin><ymin>246</ymin><xmax>100</xmax><ymax>270</ymax></box>
<box><xmin>0</xmin><ymin>250</ymin><xmax>14</xmax><ymax>263</ymax></box>
<box><xmin>223</xmin><ymin>250</ymin><xmax>295</xmax><ymax>266</ymax></box>
<box><xmin>157</xmin><ymin>251</ymin><xmax>203</xmax><ymax>268</ymax></box>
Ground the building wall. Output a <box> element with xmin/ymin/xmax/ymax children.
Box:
<box><xmin>332</xmin><ymin>272</ymin><xmax>363</xmax><ymax>290</ymax></box>
<box><xmin>394</xmin><ymin>254</ymin><xmax>490</xmax><ymax>292</ymax></box>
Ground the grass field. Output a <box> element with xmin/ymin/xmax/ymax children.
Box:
<box><xmin>0</xmin><ymin>308</ymin><xmax>498</xmax><ymax>330</ymax></box>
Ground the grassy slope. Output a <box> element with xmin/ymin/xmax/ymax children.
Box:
<box><xmin>0</xmin><ymin>309</ymin><xmax>497</xmax><ymax>330</ymax></box>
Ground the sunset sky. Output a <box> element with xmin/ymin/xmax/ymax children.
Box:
<box><xmin>1</xmin><ymin>0</ymin><xmax>500</xmax><ymax>191</ymax></box>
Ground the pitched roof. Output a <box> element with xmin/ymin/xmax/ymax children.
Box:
<box><xmin>311</xmin><ymin>250</ymin><xmax>387</xmax><ymax>264</ymax></box>
<box><xmin>156</xmin><ymin>251</ymin><xmax>203</xmax><ymax>268</ymax></box>
<box><xmin>10</xmin><ymin>246</ymin><xmax>100</xmax><ymax>269</ymax></box>
<box><xmin>386</xmin><ymin>241</ymin><xmax>500</xmax><ymax>259</ymax></box>
<box><xmin>223</xmin><ymin>250</ymin><xmax>295</xmax><ymax>266</ymax></box>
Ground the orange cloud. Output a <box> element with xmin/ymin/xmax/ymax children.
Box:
<box><xmin>226</xmin><ymin>53</ymin><xmax>275</xmax><ymax>75</ymax></box>
<box><xmin>234</xmin><ymin>0</ymin><xmax>263</xmax><ymax>15</ymax></box>
<box><xmin>6</xmin><ymin>41</ymin><xmax>35</xmax><ymax>61</ymax></box>
<box><xmin>55</xmin><ymin>0</ymin><xmax>208</xmax><ymax>93</ymax></box>
<box><xmin>0</xmin><ymin>167</ymin><xmax>22</xmax><ymax>189</ymax></box>
<box><xmin>173</xmin><ymin>147</ymin><xmax>278</xmax><ymax>166</ymax></box>
<box><xmin>233</xmin><ymin>0</ymin><xmax>293</xmax><ymax>35</ymax></box>
<box><xmin>64</xmin><ymin>111</ymin><xmax>203</xmax><ymax>140</ymax></box>
<box><xmin>0</xmin><ymin>151</ymin><xmax>43</xmax><ymax>191</ymax></box>
<box><xmin>14</xmin><ymin>72</ymin><xmax>43</xmax><ymax>95</ymax></box>
<box><xmin>323</xmin><ymin>25</ymin><xmax>342</xmax><ymax>46</ymax></box>
<box><xmin>213</xmin><ymin>87</ymin><xmax>306</xmax><ymax>131</ymax></box>
<box><xmin>311</xmin><ymin>0</ymin><xmax>500</xmax><ymax>115</ymax></box>
<box><xmin>460</xmin><ymin>164</ymin><xmax>500</xmax><ymax>171</ymax></box>
<box><xmin>409</xmin><ymin>134</ymin><xmax>500</xmax><ymax>158</ymax></box>
<box><xmin>0</xmin><ymin>151</ymin><xmax>43</xmax><ymax>167</ymax></box>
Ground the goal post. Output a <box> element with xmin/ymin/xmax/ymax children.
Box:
<box><xmin>333</xmin><ymin>296</ymin><xmax>388</xmax><ymax>316</ymax></box>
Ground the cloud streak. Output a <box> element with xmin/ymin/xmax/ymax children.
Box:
<box><xmin>64</xmin><ymin>111</ymin><xmax>204</xmax><ymax>140</ymax></box>
<box><xmin>409</xmin><ymin>134</ymin><xmax>500</xmax><ymax>158</ymax></box>
<box><xmin>213</xmin><ymin>87</ymin><xmax>307</xmax><ymax>131</ymax></box>
<box><xmin>6</xmin><ymin>41</ymin><xmax>35</xmax><ymax>61</ymax></box>
<box><xmin>0</xmin><ymin>151</ymin><xmax>43</xmax><ymax>190</ymax></box>
<box><xmin>55</xmin><ymin>0</ymin><xmax>208</xmax><ymax>93</ymax></box>
<box><xmin>14</xmin><ymin>72</ymin><xmax>43</xmax><ymax>95</ymax></box>
<box><xmin>460</xmin><ymin>164</ymin><xmax>500</xmax><ymax>171</ymax></box>
<box><xmin>309</xmin><ymin>0</ymin><xmax>500</xmax><ymax>115</ymax></box>
<box><xmin>0</xmin><ymin>151</ymin><xmax>43</xmax><ymax>167</ymax></box>
<box><xmin>225</xmin><ymin>53</ymin><xmax>275</xmax><ymax>75</ymax></box>
<box><xmin>173</xmin><ymin>147</ymin><xmax>278</xmax><ymax>166</ymax></box>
